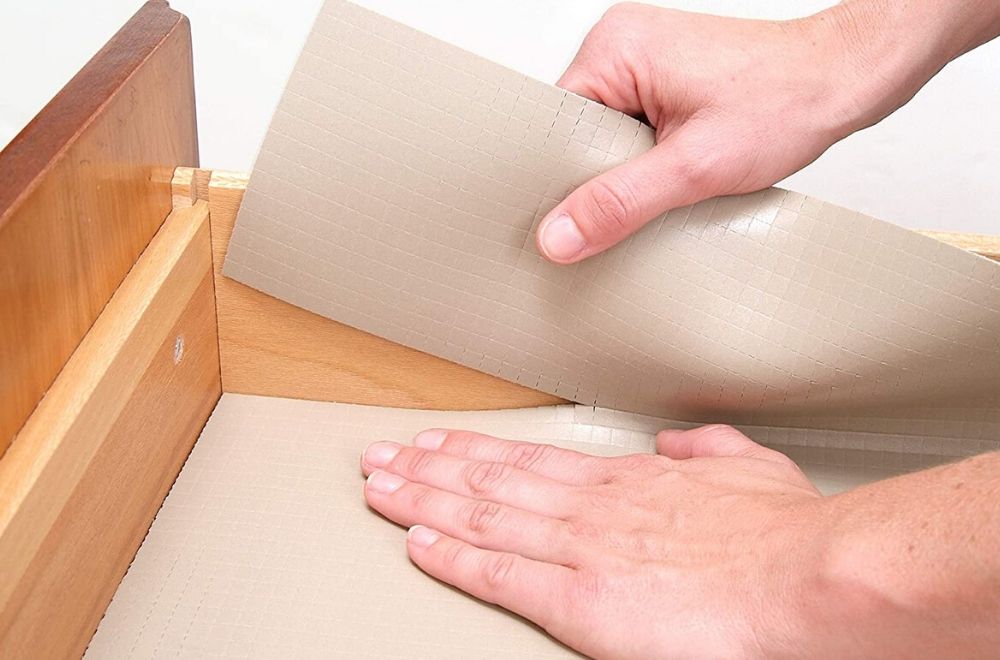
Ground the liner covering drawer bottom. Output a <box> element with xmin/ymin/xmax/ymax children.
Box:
<box><xmin>87</xmin><ymin>393</ymin><xmax>967</xmax><ymax>659</ymax></box>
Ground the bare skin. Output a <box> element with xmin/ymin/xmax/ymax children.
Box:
<box><xmin>363</xmin><ymin>428</ymin><xmax>1000</xmax><ymax>658</ymax></box>
<box><xmin>363</xmin><ymin>1</ymin><xmax>1000</xmax><ymax>657</ymax></box>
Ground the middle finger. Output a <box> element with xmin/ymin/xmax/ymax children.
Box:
<box><xmin>363</xmin><ymin>442</ymin><xmax>575</xmax><ymax>518</ymax></box>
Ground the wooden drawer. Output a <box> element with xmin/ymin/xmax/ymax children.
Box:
<box><xmin>1</xmin><ymin>2</ymin><xmax>999</xmax><ymax>658</ymax></box>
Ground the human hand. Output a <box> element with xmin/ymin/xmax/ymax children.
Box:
<box><xmin>535</xmin><ymin>1</ymin><xmax>988</xmax><ymax>264</ymax></box>
<box><xmin>361</xmin><ymin>424</ymin><xmax>827</xmax><ymax>658</ymax></box>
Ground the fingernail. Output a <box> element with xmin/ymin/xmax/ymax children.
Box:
<box><xmin>366</xmin><ymin>470</ymin><xmax>405</xmax><ymax>494</ymax></box>
<box><xmin>408</xmin><ymin>525</ymin><xmax>440</xmax><ymax>548</ymax></box>
<box><xmin>539</xmin><ymin>213</ymin><xmax>586</xmax><ymax>262</ymax></box>
<box><xmin>364</xmin><ymin>441</ymin><xmax>401</xmax><ymax>468</ymax></box>
<box><xmin>413</xmin><ymin>429</ymin><xmax>446</xmax><ymax>450</ymax></box>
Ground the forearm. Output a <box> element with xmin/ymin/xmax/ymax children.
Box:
<box><xmin>835</xmin><ymin>0</ymin><xmax>1000</xmax><ymax>66</ymax></box>
<box><xmin>804</xmin><ymin>452</ymin><xmax>1000</xmax><ymax>658</ymax></box>
<box><xmin>808</xmin><ymin>0</ymin><xmax>1000</xmax><ymax>137</ymax></box>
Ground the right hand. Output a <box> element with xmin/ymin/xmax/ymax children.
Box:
<box><xmin>536</xmin><ymin>2</ymin><xmax>930</xmax><ymax>264</ymax></box>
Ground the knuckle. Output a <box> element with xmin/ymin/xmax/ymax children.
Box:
<box><xmin>407</xmin><ymin>484</ymin><xmax>436</xmax><ymax>511</ymax></box>
<box><xmin>774</xmin><ymin>452</ymin><xmax>802</xmax><ymax>472</ymax></box>
<box><xmin>617</xmin><ymin>453</ymin><xmax>656</xmax><ymax>470</ymax></box>
<box><xmin>606</xmin><ymin>453</ymin><xmax>658</xmax><ymax>480</ymax></box>
<box><xmin>402</xmin><ymin>448</ymin><xmax>437</xmax><ymax>478</ymax></box>
<box><xmin>547</xmin><ymin>518</ymin><xmax>576</xmax><ymax>553</ymax></box>
<box><xmin>569</xmin><ymin>569</ymin><xmax>607</xmax><ymax>613</ymax></box>
<box><xmin>674</xmin><ymin>154</ymin><xmax>711</xmax><ymax>187</ymax></box>
<box><xmin>463</xmin><ymin>500</ymin><xmax>503</xmax><ymax>535</ymax></box>
<box><xmin>442</xmin><ymin>541</ymin><xmax>469</xmax><ymax>570</ymax></box>
<box><xmin>565</xmin><ymin>514</ymin><xmax>638</xmax><ymax>555</ymax></box>
<box><xmin>583</xmin><ymin>175</ymin><xmax>638</xmax><ymax>237</ymax></box>
<box><xmin>571</xmin><ymin>488</ymin><xmax>617</xmax><ymax>519</ymax></box>
<box><xmin>463</xmin><ymin>461</ymin><xmax>510</xmax><ymax>496</ymax></box>
<box><xmin>505</xmin><ymin>442</ymin><xmax>553</xmax><ymax>471</ymax></box>
<box><xmin>589</xmin><ymin>4</ymin><xmax>650</xmax><ymax>64</ymax></box>
<box><xmin>565</xmin><ymin>516</ymin><xmax>600</xmax><ymax>543</ymax></box>
<box><xmin>602</xmin><ymin>2</ymin><xmax>640</xmax><ymax>22</ymax></box>
<box><xmin>618</xmin><ymin>530</ymin><xmax>662</xmax><ymax>558</ymax></box>
<box><xmin>703</xmin><ymin>423</ymin><xmax>737</xmax><ymax>434</ymax></box>
<box><xmin>659</xmin><ymin>467</ymin><xmax>685</xmax><ymax>483</ymax></box>
<box><xmin>482</xmin><ymin>554</ymin><xmax>517</xmax><ymax>591</ymax></box>
<box><xmin>666</xmin><ymin>137</ymin><xmax>722</xmax><ymax>190</ymax></box>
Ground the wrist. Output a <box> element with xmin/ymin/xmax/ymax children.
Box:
<box><xmin>799</xmin><ymin>0</ymin><xmax>997</xmax><ymax>140</ymax></box>
<box><xmin>800</xmin><ymin>475</ymin><xmax>984</xmax><ymax>659</ymax></box>
<box><xmin>812</xmin><ymin>455</ymin><xmax>1000</xmax><ymax>657</ymax></box>
<box><xmin>742</xmin><ymin>499</ymin><xmax>863</xmax><ymax>659</ymax></box>
<box><xmin>750</xmin><ymin>496</ymin><xmax>911</xmax><ymax>659</ymax></box>
<box><xmin>796</xmin><ymin>495</ymin><xmax>907</xmax><ymax>657</ymax></box>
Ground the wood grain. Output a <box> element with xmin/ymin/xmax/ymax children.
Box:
<box><xmin>0</xmin><ymin>202</ymin><xmax>220</xmax><ymax>659</ymax></box>
<box><xmin>196</xmin><ymin>168</ymin><xmax>564</xmax><ymax>409</ymax></box>
<box><xmin>0</xmin><ymin>0</ymin><xmax>199</xmax><ymax>456</ymax></box>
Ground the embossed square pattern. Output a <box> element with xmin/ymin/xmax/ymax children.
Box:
<box><xmin>87</xmin><ymin>394</ymin><xmax>972</xmax><ymax>659</ymax></box>
<box><xmin>89</xmin><ymin>0</ymin><xmax>1000</xmax><ymax>656</ymax></box>
<box><xmin>225</xmin><ymin>0</ymin><xmax>1000</xmax><ymax>440</ymax></box>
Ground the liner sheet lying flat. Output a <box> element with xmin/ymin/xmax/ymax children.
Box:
<box><xmin>224</xmin><ymin>0</ymin><xmax>1000</xmax><ymax>443</ymax></box>
<box><xmin>88</xmin><ymin>394</ymin><xmax>965</xmax><ymax>659</ymax></box>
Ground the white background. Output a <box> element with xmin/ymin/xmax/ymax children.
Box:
<box><xmin>1</xmin><ymin>0</ymin><xmax>997</xmax><ymax>233</ymax></box>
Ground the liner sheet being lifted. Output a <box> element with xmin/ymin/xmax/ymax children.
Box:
<box><xmin>224</xmin><ymin>0</ymin><xmax>1000</xmax><ymax>446</ymax></box>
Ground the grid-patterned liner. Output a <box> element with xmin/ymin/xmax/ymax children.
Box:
<box><xmin>87</xmin><ymin>2</ymin><xmax>1000</xmax><ymax>657</ymax></box>
<box><xmin>224</xmin><ymin>0</ymin><xmax>1000</xmax><ymax>444</ymax></box>
<box><xmin>87</xmin><ymin>394</ymin><xmax>980</xmax><ymax>659</ymax></box>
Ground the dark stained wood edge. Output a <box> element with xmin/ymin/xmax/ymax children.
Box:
<box><xmin>0</xmin><ymin>1</ymin><xmax>197</xmax><ymax>224</ymax></box>
<box><xmin>0</xmin><ymin>0</ymin><xmax>198</xmax><ymax>456</ymax></box>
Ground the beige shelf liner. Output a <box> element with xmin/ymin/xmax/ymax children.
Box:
<box><xmin>88</xmin><ymin>394</ymin><xmax>978</xmax><ymax>659</ymax></box>
<box><xmin>223</xmin><ymin>0</ymin><xmax>1000</xmax><ymax>443</ymax></box>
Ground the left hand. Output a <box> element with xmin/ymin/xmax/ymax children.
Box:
<box><xmin>361</xmin><ymin>424</ymin><xmax>827</xmax><ymax>659</ymax></box>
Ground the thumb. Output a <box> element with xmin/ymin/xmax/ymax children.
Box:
<box><xmin>535</xmin><ymin>127</ymin><xmax>713</xmax><ymax>264</ymax></box>
<box><xmin>656</xmin><ymin>425</ymin><xmax>790</xmax><ymax>464</ymax></box>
